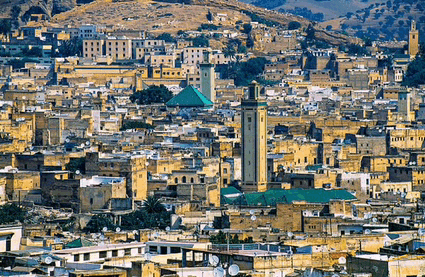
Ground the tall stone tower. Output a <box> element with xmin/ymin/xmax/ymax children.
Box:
<box><xmin>398</xmin><ymin>91</ymin><xmax>411</xmax><ymax>122</ymax></box>
<box><xmin>241</xmin><ymin>81</ymin><xmax>268</xmax><ymax>192</ymax></box>
<box><xmin>409</xmin><ymin>20</ymin><xmax>419</xmax><ymax>58</ymax></box>
<box><xmin>200</xmin><ymin>51</ymin><xmax>215</xmax><ymax>103</ymax></box>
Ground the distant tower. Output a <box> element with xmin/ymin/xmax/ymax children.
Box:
<box><xmin>409</xmin><ymin>20</ymin><xmax>419</xmax><ymax>58</ymax></box>
<box><xmin>398</xmin><ymin>91</ymin><xmax>411</xmax><ymax>122</ymax></box>
<box><xmin>200</xmin><ymin>51</ymin><xmax>215</xmax><ymax>103</ymax></box>
<box><xmin>241</xmin><ymin>81</ymin><xmax>268</xmax><ymax>192</ymax></box>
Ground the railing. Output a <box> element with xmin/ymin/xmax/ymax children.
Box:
<box><xmin>209</xmin><ymin>243</ymin><xmax>288</xmax><ymax>253</ymax></box>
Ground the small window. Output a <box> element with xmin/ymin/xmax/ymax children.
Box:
<box><xmin>74</xmin><ymin>255</ymin><xmax>80</xmax><ymax>262</ymax></box>
<box><xmin>100</xmin><ymin>251</ymin><xmax>107</xmax><ymax>258</ymax></box>
<box><xmin>125</xmin><ymin>248</ymin><xmax>131</xmax><ymax>256</ymax></box>
<box><xmin>248</xmin><ymin>117</ymin><xmax>252</xmax><ymax>123</ymax></box>
<box><xmin>112</xmin><ymin>250</ymin><xmax>118</xmax><ymax>257</ymax></box>
<box><xmin>84</xmin><ymin>253</ymin><xmax>90</xmax><ymax>261</ymax></box>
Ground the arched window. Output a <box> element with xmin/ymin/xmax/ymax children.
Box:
<box><xmin>191</xmin><ymin>177</ymin><xmax>194</xmax><ymax>183</ymax></box>
<box><xmin>175</xmin><ymin>177</ymin><xmax>178</xmax><ymax>184</ymax></box>
<box><xmin>182</xmin><ymin>176</ymin><xmax>187</xmax><ymax>183</ymax></box>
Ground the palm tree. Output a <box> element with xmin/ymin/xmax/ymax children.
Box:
<box><xmin>143</xmin><ymin>196</ymin><xmax>166</xmax><ymax>213</ymax></box>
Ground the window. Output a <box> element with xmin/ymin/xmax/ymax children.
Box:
<box><xmin>182</xmin><ymin>176</ymin><xmax>187</xmax><ymax>183</ymax></box>
<box><xmin>74</xmin><ymin>255</ymin><xmax>80</xmax><ymax>262</ymax></box>
<box><xmin>190</xmin><ymin>177</ymin><xmax>194</xmax><ymax>183</ymax></box>
<box><xmin>112</xmin><ymin>250</ymin><xmax>118</xmax><ymax>257</ymax></box>
<box><xmin>248</xmin><ymin>117</ymin><xmax>252</xmax><ymax>123</ymax></box>
<box><xmin>125</xmin><ymin>248</ymin><xmax>131</xmax><ymax>256</ymax></box>
<box><xmin>100</xmin><ymin>251</ymin><xmax>107</xmax><ymax>258</ymax></box>
<box><xmin>6</xmin><ymin>236</ymin><xmax>11</xmax><ymax>252</ymax></box>
<box><xmin>223</xmin><ymin>168</ymin><xmax>228</xmax><ymax>174</ymax></box>
<box><xmin>84</xmin><ymin>253</ymin><xmax>90</xmax><ymax>261</ymax></box>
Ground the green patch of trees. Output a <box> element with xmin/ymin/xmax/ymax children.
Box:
<box><xmin>402</xmin><ymin>44</ymin><xmax>425</xmax><ymax>87</ymax></box>
<box><xmin>210</xmin><ymin>231</ymin><xmax>253</xmax><ymax>244</ymax></box>
<box><xmin>156</xmin><ymin>33</ymin><xmax>176</xmax><ymax>43</ymax></box>
<box><xmin>217</xmin><ymin>57</ymin><xmax>269</xmax><ymax>86</ymax></box>
<box><xmin>65</xmin><ymin>157</ymin><xmax>86</xmax><ymax>174</ymax></box>
<box><xmin>288</xmin><ymin>21</ymin><xmax>301</xmax><ymax>30</ymax></box>
<box><xmin>120</xmin><ymin>196</ymin><xmax>171</xmax><ymax>230</ymax></box>
<box><xmin>121</xmin><ymin>121</ymin><xmax>154</xmax><ymax>131</ymax></box>
<box><xmin>130</xmin><ymin>85</ymin><xmax>173</xmax><ymax>105</ymax></box>
<box><xmin>0</xmin><ymin>204</ymin><xmax>26</xmax><ymax>225</ymax></box>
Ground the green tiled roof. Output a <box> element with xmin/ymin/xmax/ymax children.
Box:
<box><xmin>221</xmin><ymin>188</ymin><xmax>356</xmax><ymax>207</ymax></box>
<box><xmin>166</xmin><ymin>85</ymin><xmax>213</xmax><ymax>107</ymax></box>
<box><xmin>65</xmin><ymin>238</ymin><xmax>95</xmax><ymax>249</ymax></box>
<box><xmin>221</xmin><ymin>186</ymin><xmax>241</xmax><ymax>196</ymax></box>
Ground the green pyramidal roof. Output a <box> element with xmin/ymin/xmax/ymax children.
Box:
<box><xmin>65</xmin><ymin>237</ymin><xmax>95</xmax><ymax>249</ymax></box>
<box><xmin>166</xmin><ymin>85</ymin><xmax>213</xmax><ymax>108</ymax></box>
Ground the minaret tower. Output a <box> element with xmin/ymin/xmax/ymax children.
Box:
<box><xmin>200</xmin><ymin>51</ymin><xmax>215</xmax><ymax>103</ymax></box>
<box><xmin>409</xmin><ymin>20</ymin><xmax>419</xmax><ymax>59</ymax></box>
<box><xmin>241</xmin><ymin>81</ymin><xmax>268</xmax><ymax>192</ymax></box>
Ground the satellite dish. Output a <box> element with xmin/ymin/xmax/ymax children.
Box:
<box><xmin>75</xmin><ymin>170</ymin><xmax>81</xmax><ymax>175</ymax></box>
<box><xmin>338</xmin><ymin>257</ymin><xmax>346</xmax><ymax>264</ymax></box>
<box><xmin>209</xmin><ymin>255</ymin><xmax>220</xmax><ymax>266</ymax></box>
<box><xmin>251</xmin><ymin>215</ymin><xmax>257</xmax><ymax>221</ymax></box>
<box><xmin>116</xmin><ymin>227</ymin><xmax>121</xmax><ymax>232</ymax></box>
<box><xmin>418</xmin><ymin>228</ymin><xmax>425</xmax><ymax>236</ymax></box>
<box><xmin>228</xmin><ymin>264</ymin><xmax>240</xmax><ymax>276</ymax></box>
<box><xmin>213</xmin><ymin>266</ymin><xmax>225</xmax><ymax>277</ymax></box>
<box><xmin>287</xmin><ymin>232</ymin><xmax>293</xmax><ymax>238</ymax></box>
<box><xmin>165</xmin><ymin>226</ymin><xmax>171</xmax><ymax>232</ymax></box>
<box><xmin>372</xmin><ymin>217</ymin><xmax>378</xmax><ymax>223</ymax></box>
<box><xmin>80</xmin><ymin>143</ymin><xmax>85</xmax><ymax>148</ymax></box>
<box><xmin>133</xmin><ymin>230</ymin><xmax>138</xmax><ymax>234</ymax></box>
<box><xmin>249</xmin><ymin>210</ymin><xmax>255</xmax><ymax>215</ymax></box>
<box><xmin>99</xmin><ymin>235</ymin><xmax>105</xmax><ymax>240</ymax></box>
<box><xmin>54</xmin><ymin>238</ymin><xmax>61</xmax><ymax>244</ymax></box>
<box><xmin>145</xmin><ymin>253</ymin><xmax>152</xmax><ymax>261</ymax></box>
<box><xmin>332</xmin><ymin>274</ymin><xmax>340</xmax><ymax>277</ymax></box>
<box><xmin>86</xmin><ymin>141</ymin><xmax>90</xmax><ymax>145</ymax></box>
<box><xmin>364</xmin><ymin>229</ymin><xmax>371</xmax><ymax>235</ymax></box>
<box><xmin>99</xmin><ymin>241</ymin><xmax>105</xmax><ymax>246</ymax></box>
<box><xmin>65</xmin><ymin>138</ymin><xmax>70</xmax><ymax>143</ymax></box>
<box><xmin>44</xmin><ymin>256</ymin><xmax>53</xmax><ymax>265</ymax></box>
<box><xmin>102</xmin><ymin>227</ymin><xmax>108</xmax><ymax>232</ymax></box>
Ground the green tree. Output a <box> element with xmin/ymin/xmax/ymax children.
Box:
<box><xmin>120</xmin><ymin>197</ymin><xmax>171</xmax><ymax>230</ymax></box>
<box><xmin>58</xmin><ymin>37</ymin><xmax>83</xmax><ymax>57</ymax></box>
<box><xmin>242</xmin><ymin>23</ymin><xmax>252</xmax><ymax>34</ymax></box>
<box><xmin>84</xmin><ymin>215</ymin><xmax>115</xmax><ymax>233</ymax></box>
<box><xmin>65</xmin><ymin>157</ymin><xmax>86</xmax><ymax>174</ymax></box>
<box><xmin>156</xmin><ymin>33</ymin><xmax>175</xmax><ymax>43</ymax></box>
<box><xmin>6</xmin><ymin>58</ymin><xmax>38</xmax><ymax>69</ymax></box>
<box><xmin>130</xmin><ymin>85</ymin><xmax>173</xmax><ymax>105</ymax></box>
<box><xmin>11</xmin><ymin>5</ymin><xmax>21</xmax><ymax>28</ymax></box>
<box><xmin>143</xmin><ymin>196</ymin><xmax>166</xmax><ymax>213</ymax></box>
<box><xmin>121</xmin><ymin>121</ymin><xmax>154</xmax><ymax>131</ymax></box>
<box><xmin>0</xmin><ymin>204</ymin><xmax>26</xmax><ymax>224</ymax></box>
<box><xmin>21</xmin><ymin>46</ymin><xmax>43</xmax><ymax>57</ymax></box>
<box><xmin>402</xmin><ymin>44</ymin><xmax>425</xmax><ymax>87</ymax></box>
<box><xmin>210</xmin><ymin>231</ymin><xmax>227</xmax><ymax>244</ymax></box>
<box><xmin>0</xmin><ymin>19</ymin><xmax>12</xmax><ymax>35</ymax></box>
<box><xmin>192</xmin><ymin>35</ymin><xmax>209</xmax><ymax>47</ymax></box>
<box><xmin>288</xmin><ymin>21</ymin><xmax>301</xmax><ymax>30</ymax></box>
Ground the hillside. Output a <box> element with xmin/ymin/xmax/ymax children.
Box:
<box><xmin>0</xmin><ymin>0</ymin><xmax>96</xmax><ymax>20</ymax></box>
<box><xmin>319</xmin><ymin>0</ymin><xmax>425</xmax><ymax>41</ymax></box>
<box><xmin>239</xmin><ymin>0</ymin><xmax>386</xmax><ymax>21</ymax></box>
